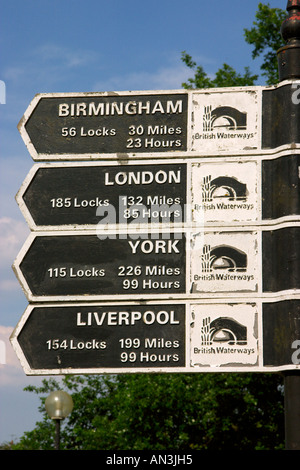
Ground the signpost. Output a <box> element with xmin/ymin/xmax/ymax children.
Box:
<box><xmin>13</xmin><ymin>82</ymin><xmax>300</xmax><ymax>362</ymax></box>
<box><xmin>10</xmin><ymin>0</ymin><xmax>300</xmax><ymax>449</ymax></box>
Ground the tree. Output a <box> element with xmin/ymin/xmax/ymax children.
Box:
<box><xmin>244</xmin><ymin>2</ymin><xmax>286</xmax><ymax>84</ymax></box>
<box><xmin>182</xmin><ymin>2</ymin><xmax>286</xmax><ymax>88</ymax></box>
<box><xmin>181</xmin><ymin>55</ymin><xmax>258</xmax><ymax>89</ymax></box>
<box><xmin>12</xmin><ymin>373</ymin><xmax>284</xmax><ymax>450</ymax></box>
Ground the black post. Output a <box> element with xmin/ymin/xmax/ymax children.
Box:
<box><xmin>54</xmin><ymin>419</ymin><xmax>61</xmax><ymax>450</ymax></box>
<box><xmin>284</xmin><ymin>372</ymin><xmax>300</xmax><ymax>450</ymax></box>
<box><xmin>277</xmin><ymin>1</ymin><xmax>300</xmax><ymax>451</ymax></box>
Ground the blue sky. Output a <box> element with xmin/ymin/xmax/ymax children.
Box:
<box><xmin>0</xmin><ymin>0</ymin><xmax>286</xmax><ymax>444</ymax></box>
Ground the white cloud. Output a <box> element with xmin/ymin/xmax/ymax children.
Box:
<box><xmin>3</xmin><ymin>66</ymin><xmax>25</xmax><ymax>83</ymax></box>
<box><xmin>0</xmin><ymin>326</ymin><xmax>24</xmax><ymax>385</ymax></box>
<box><xmin>3</xmin><ymin>41</ymin><xmax>216</xmax><ymax>95</ymax></box>
<box><xmin>0</xmin><ymin>279</ymin><xmax>20</xmax><ymax>292</ymax></box>
<box><xmin>0</xmin><ymin>217</ymin><xmax>29</xmax><ymax>266</ymax></box>
<box><xmin>91</xmin><ymin>49</ymin><xmax>219</xmax><ymax>93</ymax></box>
<box><xmin>3</xmin><ymin>43</ymin><xmax>98</xmax><ymax>89</ymax></box>
<box><xmin>0</xmin><ymin>217</ymin><xmax>29</xmax><ymax>298</ymax></box>
<box><xmin>32</xmin><ymin>43</ymin><xmax>97</xmax><ymax>68</ymax></box>
<box><xmin>93</xmin><ymin>62</ymin><xmax>192</xmax><ymax>92</ymax></box>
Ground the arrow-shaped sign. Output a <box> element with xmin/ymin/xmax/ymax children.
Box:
<box><xmin>16</xmin><ymin>161</ymin><xmax>187</xmax><ymax>230</ymax></box>
<box><xmin>10</xmin><ymin>302</ymin><xmax>186</xmax><ymax>375</ymax></box>
<box><xmin>13</xmin><ymin>231</ymin><xmax>187</xmax><ymax>302</ymax></box>
<box><xmin>12</xmin><ymin>226</ymin><xmax>300</xmax><ymax>302</ymax></box>
<box><xmin>10</xmin><ymin>299</ymin><xmax>300</xmax><ymax>375</ymax></box>
<box><xmin>18</xmin><ymin>91</ymin><xmax>188</xmax><ymax>160</ymax></box>
<box><xmin>16</xmin><ymin>155</ymin><xmax>300</xmax><ymax>230</ymax></box>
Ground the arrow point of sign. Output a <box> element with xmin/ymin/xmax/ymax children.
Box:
<box><xmin>9</xmin><ymin>304</ymin><xmax>33</xmax><ymax>375</ymax></box>
<box><xmin>12</xmin><ymin>232</ymin><xmax>36</xmax><ymax>302</ymax></box>
<box><xmin>15</xmin><ymin>164</ymin><xmax>40</xmax><ymax>230</ymax></box>
<box><xmin>17</xmin><ymin>114</ymin><xmax>26</xmax><ymax>135</ymax></box>
<box><xmin>17</xmin><ymin>94</ymin><xmax>44</xmax><ymax>161</ymax></box>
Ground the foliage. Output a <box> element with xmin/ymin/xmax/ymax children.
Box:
<box><xmin>181</xmin><ymin>54</ymin><xmax>258</xmax><ymax>89</ymax></box>
<box><xmin>244</xmin><ymin>2</ymin><xmax>286</xmax><ymax>84</ymax></box>
<box><xmin>182</xmin><ymin>2</ymin><xmax>286</xmax><ymax>88</ymax></box>
<box><xmin>11</xmin><ymin>373</ymin><xmax>284</xmax><ymax>450</ymax></box>
<box><xmin>0</xmin><ymin>441</ymin><xmax>15</xmax><ymax>450</ymax></box>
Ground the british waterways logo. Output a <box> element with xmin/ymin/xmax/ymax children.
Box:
<box><xmin>203</xmin><ymin>105</ymin><xmax>247</xmax><ymax>132</ymax></box>
<box><xmin>200</xmin><ymin>316</ymin><xmax>247</xmax><ymax>347</ymax></box>
<box><xmin>190</xmin><ymin>304</ymin><xmax>258</xmax><ymax>367</ymax></box>
<box><xmin>200</xmin><ymin>244</ymin><xmax>247</xmax><ymax>274</ymax></box>
<box><xmin>190</xmin><ymin>231</ymin><xmax>258</xmax><ymax>293</ymax></box>
<box><xmin>191</xmin><ymin>90</ymin><xmax>259</xmax><ymax>152</ymax></box>
<box><xmin>195</xmin><ymin>105</ymin><xmax>253</xmax><ymax>141</ymax></box>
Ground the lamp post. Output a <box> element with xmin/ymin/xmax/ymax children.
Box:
<box><xmin>45</xmin><ymin>390</ymin><xmax>74</xmax><ymax>450</ymax></box>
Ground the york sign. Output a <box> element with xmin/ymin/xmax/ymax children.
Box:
<box><xmin>13</xmin><ymin>226</ymin><xmax>300</xmax><ymax>302</ymax></box>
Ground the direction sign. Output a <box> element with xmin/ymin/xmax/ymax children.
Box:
<box><xmin>18</xmin><ymin>90</ymin><xmax>189</xmax><ymax>160</ymax></box>
<box><xmin>16</xmin><ymin>160</ymin><xmax>187</xmax><ymax>230</ymax></box>
<box><xmin>16</xmin><ymin>153</ymin><xmax>300</xmax><ymax>230</ymax></box>
<box><xmin>10</xmin><ymin>299</ymin><xmax>300</xmax><ymax>375</ymax></box>
<box><xmin>12</xmin><ymin>226</ymin><xmax>300</xmax><ymax>302</ymax></box>
<box><xmin>12</xmin><ymin>80</ymin><xmax>300</xmax><ymax>377</ymax></box>
<box><xmin>13</xmin><ymin>231</ymin><xmax>186</xmax><ymax>301</ymax></box>
<box><xmin>17</xmin><ymin>83</ymin><xmax>300</xmax><ymax>161</ymax></box>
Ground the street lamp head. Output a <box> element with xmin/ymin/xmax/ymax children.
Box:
<box><xmin>45</xmin><ymin>390</ymin><xmax>74</xmax><ymax>420</ymax></box>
